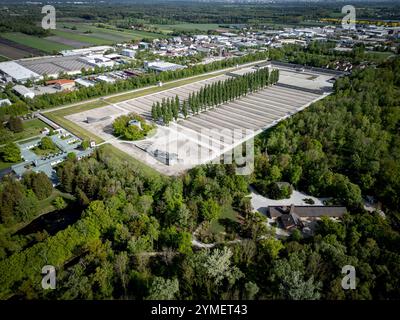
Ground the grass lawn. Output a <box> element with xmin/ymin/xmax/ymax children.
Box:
<box><xmin>1</xmin><ymin>32</ymin><xmax>73</xmax><ymax>53</ymax></box>
<box><xmin>99</xmin><ymin>144</ymin><xmax>165</xmax><ymax>180</ymax></box>
<box><xmin>0</xmin><ymin>160</ymin><xmax>18</xmax><ymax>170</ymax></box>
<box><xmin>0</xmin><ymin>55</ymin><xmax>8</xmax><ymax>61</ymax></box>
<box><xmin>209</xmin><ymin>205</ymin><xmax>239</xmax><ymax>235</ymax></box>
<box><xmin>365</xmin><ymin>51</ymin><xmax>394</xmax><ymax>63</ymax></box>
<box><xmin>46</xmin><ymin>100</ymin><xmax>107</xmax><ymax>144</ymax></box>
<box><xmin>32</xmin><ymin>145</ymin><xmax>60</xmax><ymax>157</ymax></box>
<box><xmin>10</xmin><ymin>119</ymin><xmax>47</xmax><ymax>143</ymax></box>
<box><xmin>37</xmin><ymin>190</ymin><xmax>75</xmax><ymax>216</ymax></box>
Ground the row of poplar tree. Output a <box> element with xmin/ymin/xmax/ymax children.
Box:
<box><xmin>151</xmin><ymin>67</ymin><xmax>279</xmax><ymax>125</ymax></box>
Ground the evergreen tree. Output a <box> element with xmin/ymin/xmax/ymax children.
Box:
<box><xmin>156</xmin><ymin>102</ymin><xmax>162</xmax><ymax>119</ymax></box>
<box><xmin>182</xmin><ymin>100</ymin><xmax>188</xmax><ymax>119</ymax></box>
<box><xmin>151</xmin><ymin>103</ymin><xmax>157</xmax><ymax>122</ymax></box>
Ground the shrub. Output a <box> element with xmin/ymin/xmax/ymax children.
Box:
<box><xmin>112</xmin><ymin>113</ymin><xmax>155</xmax><ymax>141</ymax></box>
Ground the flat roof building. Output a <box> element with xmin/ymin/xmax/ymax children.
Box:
<box><xmin>121</xmin><ymin>49</ymin><xmax>136</xmax><ymax>58</ymax></box>
<box><xmin>0</xmin><ymin>99</ymin><xmax>11</xmax><ymax>107</ymax></box>
<box><xmin>145</xmin><ymin>60</ymin><xmax>186</xmax><ymax>72</ymax></box>
<box><xmin>60</xmin><ymin>46</ymin><xmax>114</xmax><ymax>56</ymax></box>
<box><xmin>79</xmin><ymin>55</ymin><xmax>115</xmax><ymax>68</ymax></box>
<box><xmin>96</xmin><ymin>75</ymin><xmax>116</xmax><ymax>83</ymax></box>
<box><xmin>18</xmin><ymin>55</ymin><xmax>93</xmax><ymax>78</ymax></box>
<box><xmin>13</xmin><ymin>85</ymin><xmax>35</xmax><ymax>99</ymax></box>
<box><xmin>0</xmin><ymin>61</ymin><xmax>41</xmax><ymax>83</ymax></box>
<box><xmin>75</xmin><ymin>78</ymin><xmax>95</xmax><ymax>87</ymax></box>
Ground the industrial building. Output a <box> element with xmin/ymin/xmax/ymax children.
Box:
<box><xmin>13</xmin><ymin>85</ymin><xmax>35</xmax><ymax>99</ymax></box>
<box><xmin>121</xmin><ymin>49</ymin><xmax>136</xmax><ymax>58</ymax></box>
<box><xmin>78</xmin><ymin>55</ymin><xmax>115</xmax><ymax>68</ymax></box>
<box><xmin>75</xmin><ymin>78</ymin><xmax>95</xmax><ymax>87</ymax></box>
<box><xmin>0</xmin><ymin>61</ymin><xmax>41</xmax><ymax>83</ymax></box>
<box><xmin>60</xmin><ymin>46</ymin><xmax>114</xmax><ymax>57</ymax></box>
<box><xmin>96</xmin><ymin>75</ymin><xmax>116</xmax><ymax>83</ymax></box>
<box><xmin>18</xmin><ymin>55</ymin><xmax>92</xmax><ymax>78</ymax></box>
<box><xmin>145</xmin><ymin>60</ymin><xmax>186</xmax><ymax>72</ymax></box>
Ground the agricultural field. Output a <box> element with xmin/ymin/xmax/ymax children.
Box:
<box><xmin>0</xmin><ymin>37</ymin><xmax>45</xmax><ymax>59</ymax></box>
<box><xmin>0</xmin><ymin>43</ymin><xmax>28</xmax><ymax>59</ymax></box>
<box><xmin>50</xmin><ymin>28</ymin><xmax>114</xmax><ymax>46</ymax></box>
<box><xmin>0</xmin><ymin>32</ymin><xmax>72</xmax><ymax>54</ymax></box>
<box><xmin>153</xmin><ymin>23</ymin><xmax>223</xmax><ymax>33</ymax></box>
<box><xmin>0</xmin><ymin>22</ymin><xmax>168</xmax><ymax>59</ymax></box>
<box><xmin>60</xmin><ymin>23</ymin><xmax>166</xmax><ymax>43</ymax></box>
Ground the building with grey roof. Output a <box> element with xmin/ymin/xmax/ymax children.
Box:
<box><xmin>18</xmin><ymin>55</ymin><xmax>94</xmax><ymax>78</ymax></box>
<box><xmin>0</xmin><ymin>61</ymin><xmax>41</xmax><ymax>83</ymax></box>
<box><xmin>11</xmin><ymin>129</ymin><xmax>94</xmax><ymax>185</ymax></box>
<box><xmin>269</xmin><ymin>204</ymin><xmax>347</xmax><ymax>230</ymax></box>
<box><xmin>13</xmin><ymin>85</ymin><xmax>35</xmax><ymax>99</ymax></box>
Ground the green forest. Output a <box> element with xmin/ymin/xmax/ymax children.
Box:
<box><xmin>0</xmin><ymin>57</ymin><xmax>399</xmax><ymax>300</ymax></box>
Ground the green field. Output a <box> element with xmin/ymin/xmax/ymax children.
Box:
<box><xmin>0</xmin><ymin>160</ymin><xmax>17</xmax><ymax>171</ymax></box>
<box><xmin>209</xmin><ymin>205</ymin><xmax>239</xmax><ymax>235</ymax></box>
<box><xmin>11</xmin><ymin>119</ymin><xmax>47</xmax><ymax>142</ymax></box>
<box><xmin>99</xmin><ymin>144</ymin><xmax>164</xmax><ymax>180</ymax></box>
<box><xmin>61</xmin><ymin>23</ymin><xmax>166</xmax><ymax>43</ymax></box>
<box><xmin>46</xmin><ymin>101</ymin><xmax>107</xmax><ymax>144</ymax></box>
<box><xmin>155</xmin><ymin>23</ymin><xmax>222</xmax><ymax>32</ymax></box>
<box><xmin>51</xmin><ymin>29</ymin><xmax>114</xmax><ymax>46</ymax></box>
<box><xmin>0</xmin><ymin>55</ymin><xmax>8</xmax><ymax>61</ymax></box>
<box><xmin>0</xmin><ymin>32</ymin><xmax>73</xmax><ymax>53</ymax></box>
<box><xmin>365</xmin><ymin>51</ymin><xmax>395</xmax><ymax>62</ymax></box>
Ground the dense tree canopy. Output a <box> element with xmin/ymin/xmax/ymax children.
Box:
<box><xmin>0</xmin><ymin>56</ymin><xmax>399</xmax><ymax>301</ymax></box>
<box><xmin>112</xmin><ymin>113</ymin><xmax>155</xmax><ymax>141</ymax></box>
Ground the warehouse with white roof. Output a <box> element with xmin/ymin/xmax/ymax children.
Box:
<box><xmin>0</xmin><ymin>61</ymin><xmax>41</xmax><ymax>83</ymax></box>
<box><xmin>13</xmin><ymin>85</ymin><xmax>35</xmax><ymax>99</ymax></box>
<box><xmin>145</xmin><ymin>60</ymin><xmax>186</xmax><ymax>72</ymax></box>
